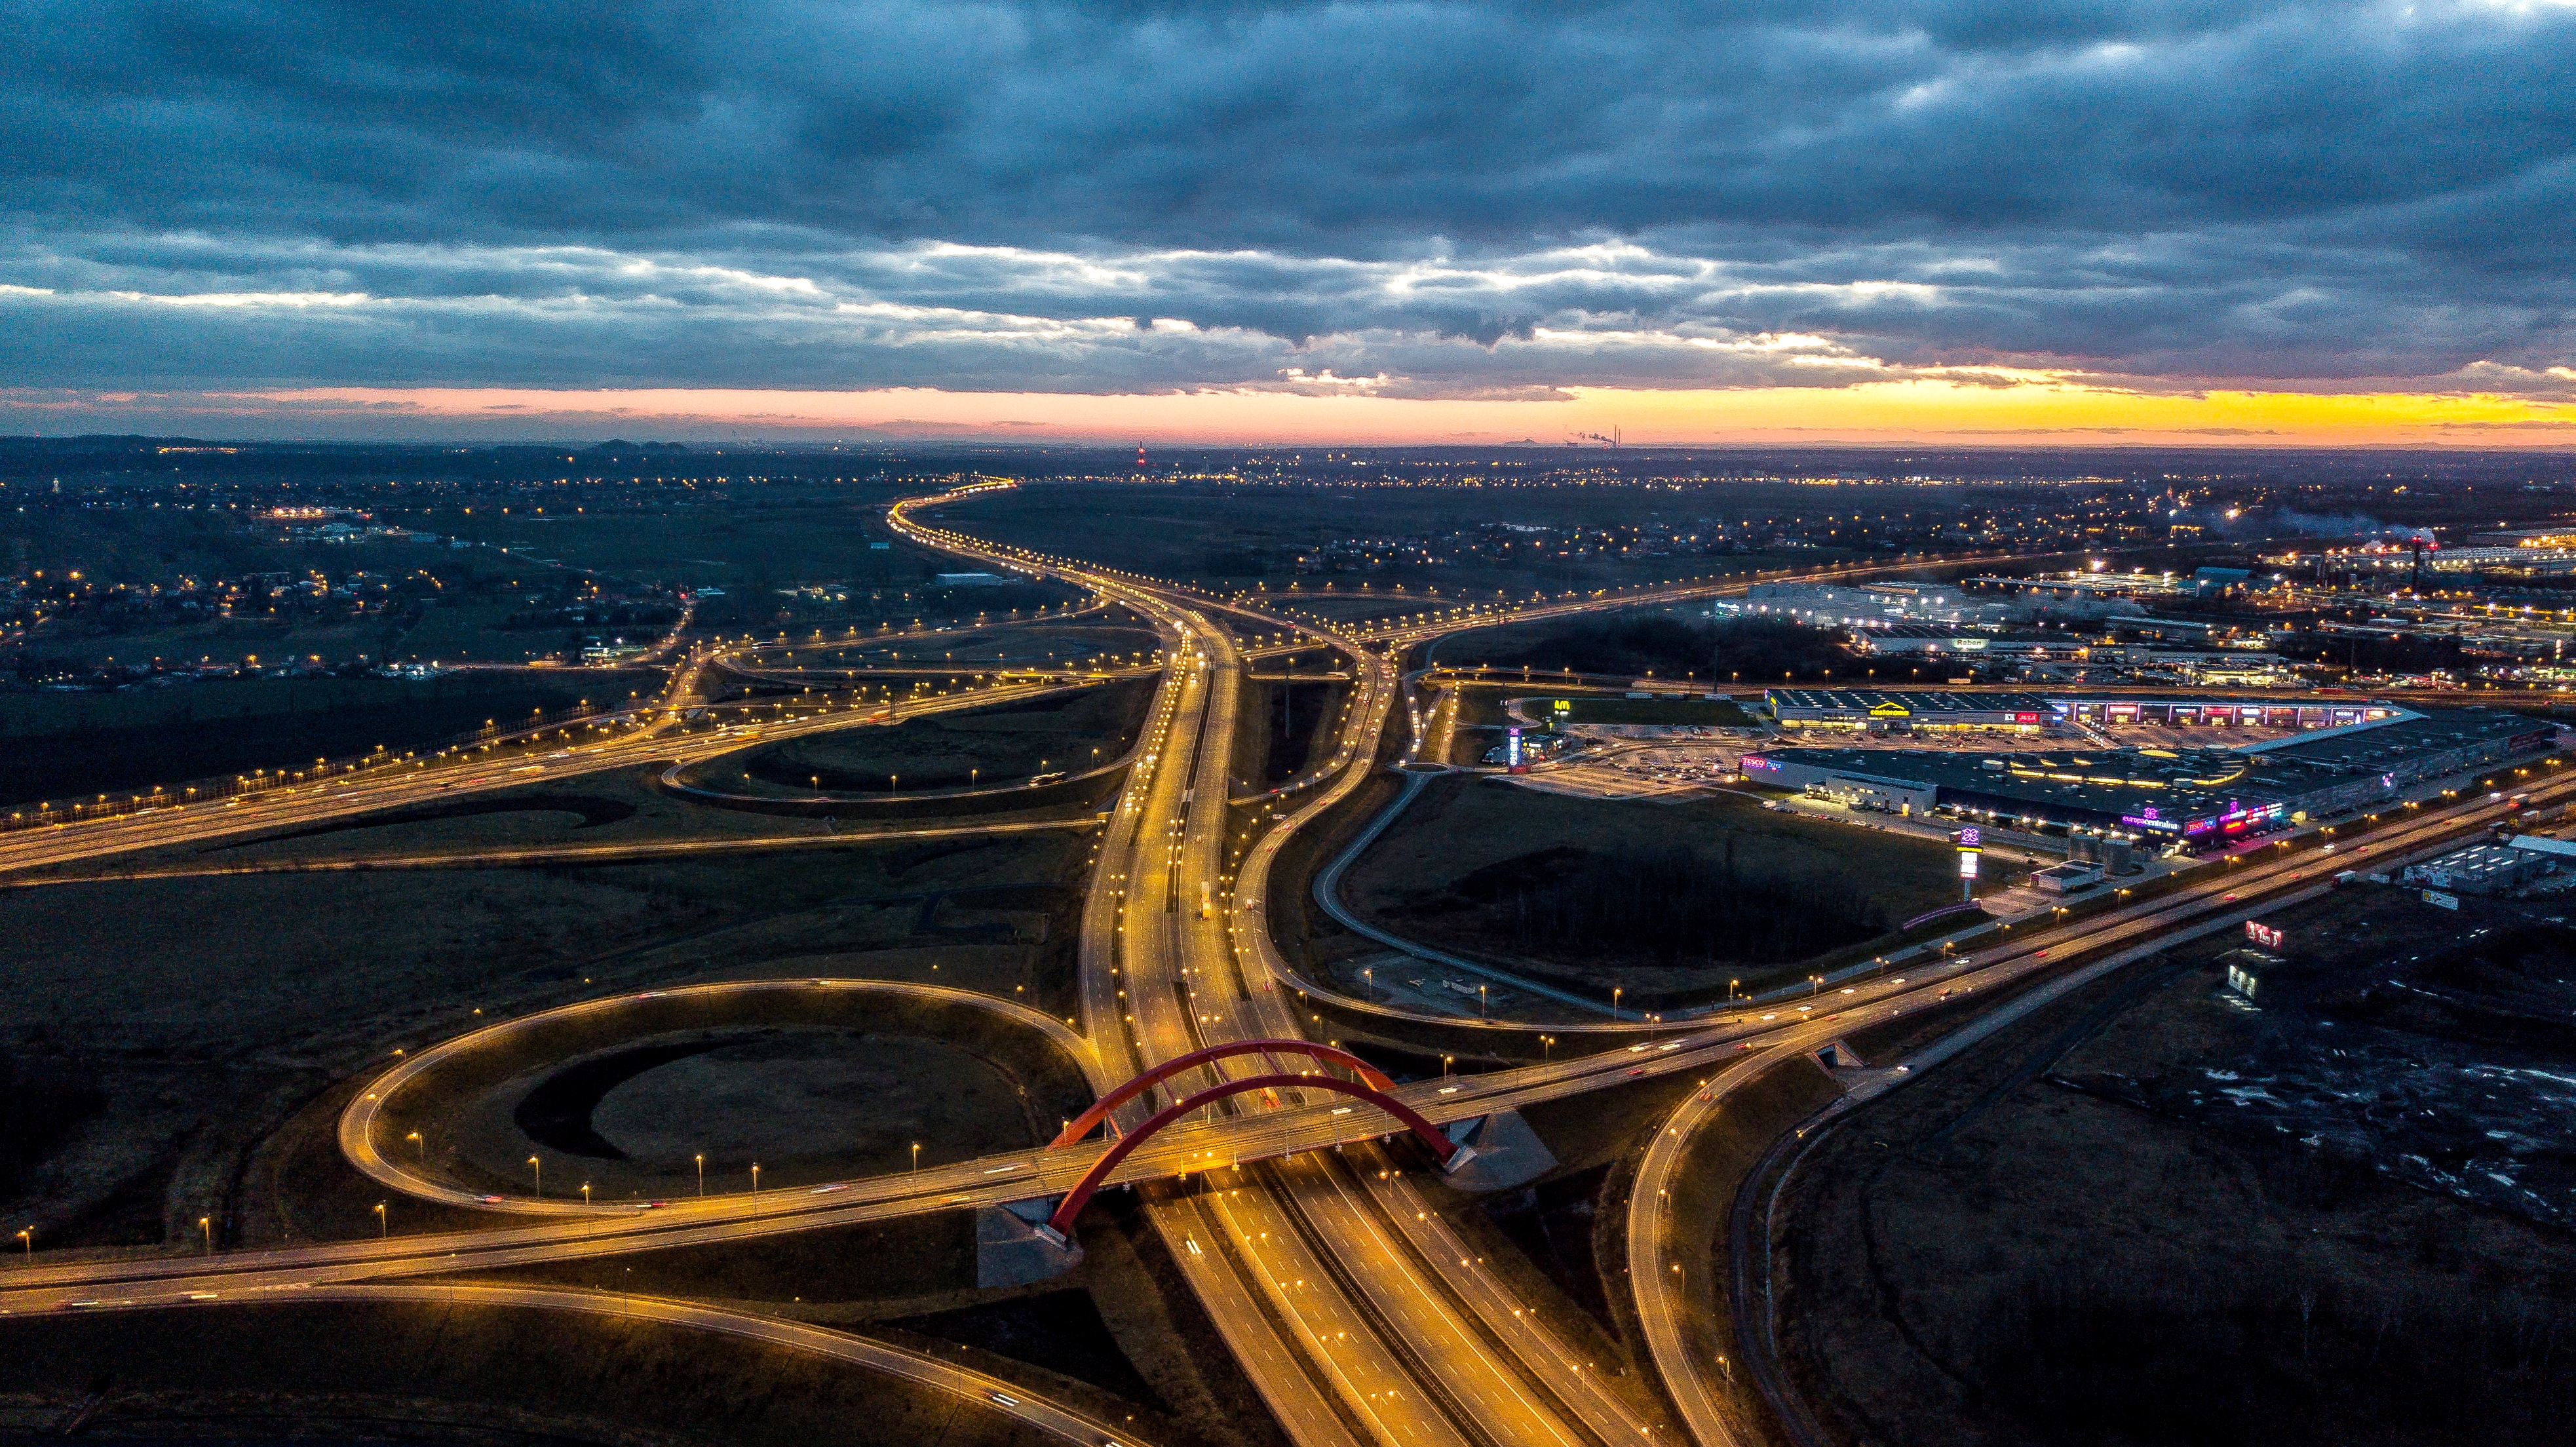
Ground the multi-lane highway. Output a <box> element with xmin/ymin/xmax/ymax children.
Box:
<box><xmin>7</xmin><ymin>476</ymin><xmax>2556</xmax><ymax>1447</ymax></box>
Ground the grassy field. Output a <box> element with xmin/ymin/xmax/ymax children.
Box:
<box><xmin>0</xmin><ymin>670</ymin><xmax>657</xmax><ymax>807</ymax></box>
<box><xmin>930</xmin><ymin>481</ymin><xmax>1836</xmax><ymax>593</ymax></box>
<box><xmin>1339</xmin><ymin>774</ymin><xmax>1957</xmax><ymax>1001</ymax></box>
<box><xmin>429</xmin><ymin>485</ymin><xmax>922</xmax><ymax>585</ymax></box>
<box><xmin>1</xmin><ymin>824</ymin><xmax>1093</xmax><ymax>1249</ymax></box>
<box><xmin>1777</xmin><ymin>907</ymin><xmax>2576</xmax><ymax>1447</ymax></box>
<box><xmin>693</xmin><ymin>677</ymin><xmax>1155</xmax><ymax>795</ymax></box>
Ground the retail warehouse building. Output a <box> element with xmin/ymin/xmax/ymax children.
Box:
<box><xmin>1740</xmin><ymin>708</ymin><xmax>2554</xmax><ymax>845</ymax></box>
<box><xmin>1765</xmin><ymin>688</ymin><xmax>2404</xmax><ymax>732</ymax></box>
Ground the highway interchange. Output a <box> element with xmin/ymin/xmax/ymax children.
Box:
<box><xmin>5</xmin><ymin>478</ymin><xmax>2564</xmax><ymax>1447</ymax></box>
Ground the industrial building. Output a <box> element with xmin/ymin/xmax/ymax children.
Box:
<box><xmin>1845</xmin><ymin>625</ymin><xmax>2088</xmax><ymax>661</ymax></box>
<box><xmin>1716</xmin><ymin>581</ymin><xmax>1984</xmax><ymax>627</ymax></box>
<box><xmin>1740</xmin><ymin>707</ymin><xmax>2554</xmax><ymax>846</ymax></box>
<box><xmin>2402</xmin><ymin>843</ymin><xmax>2541</xmax><ymax>896</ymax></box>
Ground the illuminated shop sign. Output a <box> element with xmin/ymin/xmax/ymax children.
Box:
<box><xmin>2216</xmin><ymin>800</ymin><xmax>2286</xmax><ymax>834</ymax></box>
<box><xmin>1741</xmin><ymin>754</ymin><xmax>1779</xmax><ymax>771</ymax></box>
<box><xmin>2121</xmin><ymin>809</ymin><xmax>2181</xmax><ymax>832</ymax></box>
<box><xmin>2014</xmin><ymin>712</ymin><xmax>2041</xmax><ymax>725</ymax></box>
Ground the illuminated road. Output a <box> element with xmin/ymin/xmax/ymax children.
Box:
<box><xmin>7</xmin><ymin>479</ymin><xmax>2550</xmax><ymax>1447</ymax></box>
<box><xmin>1621</xmin><ymin>767</ymin><xmax>2575</xmax><ymax>1447</ymax></box>
<box><xmin>0</xmin><ymin>668</ymin><xmax>1092</xmax><ymax>877</ymax></box>
<box><xmin>0</xmin><ymin>645</ymin><xmax>2545</xmax><ymax>1445</ymax></box>
<box><xmin>0</xmin><ymin>815</ymin><xmax>1107</xmax><ymax>889</ymax></box>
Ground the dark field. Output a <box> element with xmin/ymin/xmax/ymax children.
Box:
<box><xmin>1339</xmin><ymin>773</ymin><xmax>1958</xmax><ymax>1001</ymax></box>
<box><xmin>0</xmin><ymin>670</ymin><xmax>654</xmax><ymax>807</ymax></box>
<box><xmin>1436</xmin><ymin>610</ymin><xmax>1856</xmax><ymax>685</ymax></box>
<box><xmin>921</xmin><ymin>480</ymin><xmax>1849</xmax><ymax>593</ymax></box>
<box><xmin>1775</xmin><ymin>896</ymin><xmax>2576</xmax><ymax>1447</ymax></box>
<box><xmin>697</xmin><ymin>676</ymin><xmax>1155</xmax><ymax>794</ymax></box>
<box><xmin>0</xmin><ymin>1300</ymin><xmax>1056</xmax><ymax>1447</ymax></box>
<box><xmin>0</xmin><ymin>824</ymin><xmax>1092</xmax><ymax>1248</ymax></box>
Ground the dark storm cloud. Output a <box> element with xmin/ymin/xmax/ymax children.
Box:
<box><xmin>1</xmin><ymin>1</ymin><xmax>2573</xmax><ymax>397</ymax></box>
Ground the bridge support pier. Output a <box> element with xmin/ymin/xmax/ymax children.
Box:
<box><xmin>976</xmin><ymin>1197</ymin><xmax>1083</xmax><ymax>1288</ymax></box>
<box><xmin>1437</xmin><ymin>1109</ymin><xmax>1555</xmax><ymax>1192</ymax></box>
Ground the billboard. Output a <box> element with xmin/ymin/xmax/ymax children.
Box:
<box><xmin>1506</xmin><ymin>727</ymin><xmax>1522</xmax><ymax>766</ymax></box>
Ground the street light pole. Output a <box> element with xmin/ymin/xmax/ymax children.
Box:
<box><xmin>374</xmin><ymin>1202</ymin><xmax>387</xmax><ymax>1237</ymax></box>
<box><xmin>696</xmin><ymin>1153</ymin><xmax>704</xmax><ymax>1196</ymax></box>
<box><xmin>528</xmin><ymin>1156</ymin><xmax>541</xmax><ymax>1197</ymax></box>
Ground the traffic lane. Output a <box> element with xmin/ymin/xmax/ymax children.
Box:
<box><xmin>1197</xmin><ymin>1184</ymin><xmax>1463</xmax><ymax>1447</ymax></box>
<box><xmin>1357</xmin><ymin>1152</ymin><xmax>1655</xmax><ymax>1443</ymax></box>
<box><xmin>1283</xmin><ymin>1151</ymin><xmax>1591</xmax><ymax>1447</ymax></box>
<box><xmin>7</xmin><ymin>816</ymin><xmax>1109</xmax><ymax>887</ymax></box>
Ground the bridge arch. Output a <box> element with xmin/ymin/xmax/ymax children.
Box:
<box><xmin>1048</xmin><ymin>1039</ymin><xmax>1393</xmax><ymax>1149</ymax></box>
<box><xmin>1045</xmin><ymin>1073</ymin><xmax>1460</xmax><ymax>1238</ymax></box>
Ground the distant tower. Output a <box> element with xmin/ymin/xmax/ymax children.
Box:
<box><xmin>1136</xmin><ymin>442</ymin><xmax>1147</xmax><ymax>471</ymax></box>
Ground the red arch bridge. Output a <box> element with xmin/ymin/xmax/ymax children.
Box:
<box><xmin>1039</xmin><ymin>1040</ymin><xmax>1471</xmax><ymax>1241</ymax></box>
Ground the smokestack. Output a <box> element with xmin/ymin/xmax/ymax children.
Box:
<box><xmin>2412</xmin><ymin>539</ymin><xmax>2423</xmax><ymax>594</ymax></box>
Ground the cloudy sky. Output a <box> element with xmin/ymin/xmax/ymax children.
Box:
<box><xmin>4</xmin><ymin>0</ymin><xmax>2574</xmax><ymax>444</ymax></box>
